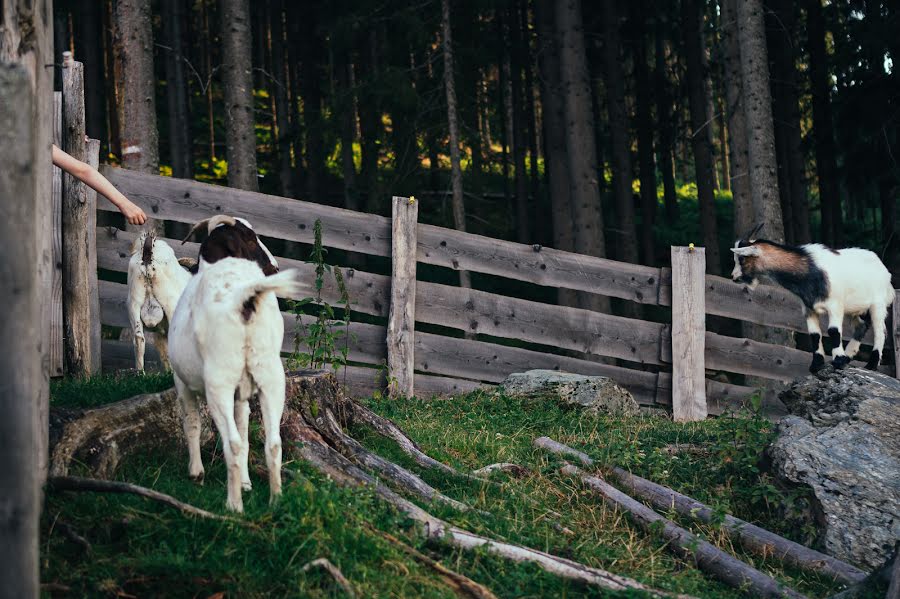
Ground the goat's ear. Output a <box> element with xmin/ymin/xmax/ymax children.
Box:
<box><xmin>731</xmin><ymin>245</ymin><xmax>762</xmax><ymax>257</ymax></box>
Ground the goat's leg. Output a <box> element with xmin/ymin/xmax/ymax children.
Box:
<box><xmin>127</xmin><ymin>285</ymin><xmax>147</xmax><ymax>371</ymax></box>
<box><xmin>234</xmin><ymin>395</ymin><xmax>252</xmax><ymax>491</ymax></box>
<box><xmin>844</xmin><ymin>314</ymin><xmax>870</xmax><ymax>360</ymax></box>
<box><xmin>206</xmin><ymin>383</ymin><xmax>244</xmax><ymax>513</ymax></box>
<box><xmin>175</xmin><ymin>375</ymin><xmax>204</xmax><ymax>482</ymax></box>
<box><xmin>806</xmin><ymin>312</ymin><xmax>827</xmax><ymax>373</ymax></box>
<box><xmin>154</xmin><ymin>332</ymin><xmax>170</xmax><ymax>370</ymax></box>
<box><xmin>253</xmin><ymin>363</ymin><xmax>285</xmax><ymax>504</ymax></box>
<box><xmin>826</xmin><ymin>303</ymin><xmax>850</xmax><ymax>368</ymax></box>
<box><xmin>866</xmin><ymin>305</ymin><xmax>888</xmax><ymax>370</ymax></box>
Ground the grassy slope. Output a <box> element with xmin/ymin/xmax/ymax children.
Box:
<box><xmin>42</xmin><ymin>374</ymin><xmax>880</xmax><ymax>598</ymax></box>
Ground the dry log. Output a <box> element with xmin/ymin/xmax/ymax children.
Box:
<box><xmin>47</xmin><ymin>476</ymin><xmax>238</xmax><ymax>523</ymax></box>
<box><xmin>300</xmin><ymin>558</ymin><xmax>357</xmax><ymax>598</ymax></box>
<box><xmin>561</xmin><ymin>465</ymin><xmax>808</xmax><ymax>599</ymax></box>
<box><xmin>534</xmin><ymin>437</ymin><xmax>866</xmax><ymax>584</ymax></box>
<box><xmin>471</xmin><ymin>463</ymin><xmax>529</xmax><ymax>478</ymax></box>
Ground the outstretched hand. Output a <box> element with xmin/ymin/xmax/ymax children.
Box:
<box><xmin>120</xmin><ymin>199</ymin><xmax>148</xmax><ymax>225</ymax></box>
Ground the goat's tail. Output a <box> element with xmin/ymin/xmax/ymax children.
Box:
<box><xmin>233</xmin><ymin>269</ymin><xmax>305</xmax><ymax>322</ymax></box>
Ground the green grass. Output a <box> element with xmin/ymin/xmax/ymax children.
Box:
<box><xmin>43</xmin><ymin>373</ymin><xmax>883</xmax><ymax>598</ymax></box>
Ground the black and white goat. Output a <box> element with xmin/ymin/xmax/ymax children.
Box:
<box><xmin>168</xmin><ymin>215</ymin><xmax>299</xmax><ymax>512</ymax></box>
<box><xmin>731</xmin><ymin>223</ymin><xmax>894</xmax><ymax>373</ymax></box>
<box><xmin>127</xmin><ymin>231</ymin><xmax>194</xmax><ymax>370</ymax></box>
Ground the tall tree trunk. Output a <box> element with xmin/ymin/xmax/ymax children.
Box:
<box><xmin>805</xmin><ymin>0</ymin><xmax>842</xmax><ymax>245</ymax></box>
<box><xmin>497</xmin><ymin>12</ymin><xmax>513</xmax><ymax>213</ymax></box>
<box><xmin>162</xmin><ymin>0</ymin><xmax>193</xmax><ymax>179</ymax></box>
<box><xmin>655</xmin><ymin>31</ymin><xmax>679</xmax><ymax>224</ymax></box>
<box><xmin>298</xmin><ymin>9</ymin><xmax>326</xmax><ymax>202</ymax></box>
<box><xmin>682</xmin><ymin>0</ymin><xmax>722</xmax><ymax>273</ymax></box>
<box><xmin>737</xmin><ymin>0</ymin><xmax>785</xmax><ymax>244</ymax></box>
<box><xmin>77</xmin><ymin>1</ymin><xmax>106</xmax><ymax>144</ymax></box>
<box><xmin>556</xmin><ymin>0</ymin><xmax>610</xmax><ymax>313</ymax></box>
<box><xmin>441</xmin><ymin>0</ymin><xmax>473</xmax><ymax>292</ymax></box>
<box><xmin>535</xmin><ymin>0</ymin><xmax>577</xmax><ymax>306</ymax></box>
<box><xmin>717</xmin><ymin>97</ymin><xmax>730</xmax><ymax>191</ymax></box>
<box><xmin>116</xmin><ymin>0</ymin><xmax>162</xmax><ymax>232</ymax></box>
<box><xmin>721</xmin><ymin>0</ymin><xmax>752</xmax><ymax>238</ymax></box>
<box><xmin>336</xmin><ymin>49</ymin><xmax>359</xmax><ymax>212</ymax></box>
<box><xmin>633</xmin><ymin>30</ymin><xmax>657</xmax><ymax>266</ymax></box>
<box><xmin>602</xmin><ymin>0</ymin><xmax>639</xmax><ymax>267</ymax></box>
<box><xmin>220</xmin><ymin>0</ymin><xmax>258</xmax><ymax>192</ymax></box>
<box><xmin>509</xmin><ymin>1</ymin><xmax>531</xmax><ymax>243</ymax></box>
<box><xmin>0</xmin><ymin>0</ymin><xmax>53</xmax><ymax>592</ymax></box>
<box><xmin>269</xmin><ymin>0</ymin><xmax>294</xmax><ymax>197</ymax></box>
<box><xmin>201</xmin><ymin>0</ymin><xmax>217</xmax><ymax>163</ymax></box>
<box><xmin>102</xmin><ymin>0</ymin><xmax>121</xmax><ymax>157</ymax></box>
<box><xmin>357</xmin><ymin>31</ymin><xmax>381</xmax><ymax>212</ymax></box>
<box><xmin>521</xmin><ymin>0</ymin><xmax>544</xmax><ymax>243</ymax></box>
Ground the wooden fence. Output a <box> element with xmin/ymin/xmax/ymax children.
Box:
<box><xmin>51</xmin><ymin>61</ymin><xmax>899</xmax><ymax>420</ymax></box>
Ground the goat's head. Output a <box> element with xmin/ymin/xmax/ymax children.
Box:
<box><xmin>730</xmin><ymin>223</ymin><xmax>809</xmax><ymax>287</ymax></box>
<box><xmin>183</xmin><ymin>215</ymin><xmax>279</xmax><ymax>275</ymax></box>
<box><xmin>730</xmin><ymin>223</ymin><xmax>765</xmax><ymax>287</ymax></box>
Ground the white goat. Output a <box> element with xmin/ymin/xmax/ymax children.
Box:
<box><xmin>731</xmin><ymin>223</ymin><xmax>894</xmax><ymax>373</ymax></box>
<box><xmin>127</xmin><ymin>231</ymin><xmax>194</xmax><ymax>370</ymax></box>
<box><xmin>168</xmin><ymin>215</ymin><xmax>301</xmax><ymax>512</ymax></box>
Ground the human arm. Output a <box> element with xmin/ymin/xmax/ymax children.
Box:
<box><xmin>52</xmin><ymin>144</ymin><xmax>148</xmax><ymax>225</ymax></box>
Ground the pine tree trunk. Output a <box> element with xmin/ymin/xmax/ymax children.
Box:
<box><xmin>717</xmin><ymin>97</ymin><xmax>730</xmax><ymax>191</ymax></box>
<box><xmin>633</xmin><ymin>31</ymin><xmax>657</xmax><ymax>266</ymax></box>
<box><xmin>805</xmin><ymin>0</ymin><xmax>841</xmax><ymax>245</ymax></box>
<box><xmin>535</xmin><ymin>0</ymin><xmax>578</xmax><ymax>307</ymax></box>
<box><xmin>767</xmin><ymin>0</ymin><xmax>794</xmax><ymax>245</ymax></box>
<box><xmin>521</xmin><ymin>0</ymin><xmax>544</xmax><ymax>243</ymax></box>
<box><xmin>721</xmin><ymin>0</ymin><xmax>752</xmax><ymax>238</ymax></box>
<box><xmin>682</xmin><ymin>0</ymin><xmax>722</xmax><ymax>273</ymax></box>
<box><xmin>102</xmin><ymin>0</ymin><xmax>122</xmax><ymax>158</ymax></box>
<box><xmin>200</xmin><ymin>0</ymin><xmax>217</xmax><ymax>163</ymax></box>
<box><xmin>162</xmin><ymin>0</ymin><xmax>193</xmax><ymax>179</ymax></box>
<box><xmin>116</xmin><ymin>0</ymin><xmax>162</xmax><ymax>232</ymax></box>
<box><xmin>219</xmin><ymin>0</ymin><xmax>258</xmax><ymax>192</ymax></box>
<box><xmin>441</xmin><ymin>0</ymin><xmax>473</xmax><ymax>292</ymax></box>
<box><xmin>737</xmin><ymin>0</ymin><xmax>785</xmax><ymax>244</ymax></box>
<box><xmin>498</xmin><ymin>11</ymin><xmax>513</xmax><ymax>212</ymax></box>
<box><xmin>358</xmin><ymin>31</ymin><xmax>381</xmax><ymax>212</ymax></box>
<box><xmin>602</xmin><ymin>0</ymin><xmax>639</xmax><ymax>267</ymax></box>
<box><xmin>336</xmin><ymin>49</ymin><xmax>359</xmax><ymax>212</ymax></box>
<box><xmin>269</xmin><ymin>0</ymin><xmax>294</xmax><ymax>198</ymax></box>
<box><xmin>509</xmin><ymin>1</ymin><xmax>531</xmax><ymax>243</ymax></box>
<box><xmin>655</xmin><ymin>31</ymin><xmax>679</xmax><ymax>224</ymax></box>
<box><xmin>77</xmin><ymin>1</ymin><xmax>107</xmax><ymax>145</ymax></box>
<box><xmin>556</xmin><ymin>0</ymin><xmax>610</xmax><ymax>313</ymax></box>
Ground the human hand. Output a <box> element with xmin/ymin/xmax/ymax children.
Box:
<box><xmin>120</xmin><ymin>199</ymin><xmax>148</xmax><ymax>225</ymax></box>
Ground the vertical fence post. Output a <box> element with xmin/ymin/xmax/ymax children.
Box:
<box><xmin>50</xmin><ymin>92</ymin><xmax>64</xmax><ymax>377</ymax></box>
<box><xmin>61</xmin><ymin>53</ymin><xmax>101</xmax><ymax>376</ymax></box>
<box><xmin>893</xmin><ymin>290</ymin><xmax>900</xmax><ymax>380</ymax></box>
<box><xmin>671</xmin><ymin>246</ymin><xmax>707</xmax><ymax>421</ymax></box>
<box><xmin>387</xmin><ymin>196</ymin><xmax>419</xmax><ymax>398</ymax></box>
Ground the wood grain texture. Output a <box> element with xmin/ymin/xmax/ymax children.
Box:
<box><xmin>671</xmin><ymin>247</ymin><xmax>707</xmax><ymax>421</ymax></box>
<box><xmin>50</xmin><ymin>92</ymin><xmax>64</xmax><ymax>377</ymax></box>
<box><xmin>62</xmin><ymin>60</ymin><xmax>100</xmax><ymax>376</ymax></box>
<box><xmin>85</xmin><ymin>138</ymin><xmax>102</xmax><ymax>375</ymax></box>
<box><xmin>387</xmin><ymin>197</ymin><xmax>418</xmax><ymax>398</ymax></box>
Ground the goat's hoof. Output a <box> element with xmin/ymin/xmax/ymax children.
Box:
<box><xmin>832</xmin><ymin>355</ymin><xmax>851</xmax><ymax>369</ymax></box>
<box><xmin>189</xmin><ymin>471</ymin><xmax>205</xmax><ymax>484</ymax></box>
<box><xmin>865</xmin><ymin>350</ymin><xmax>880</xmax><ymax>370</ymax></box>
<box><xmin>241</xmin><ymin>481</ymin><xmax>253</xmax><ymax>492</ymax></box>
<box><xmin>809</xmin><ymin>354</ymin><xmax>826</xmax><ymax>373</ymax></box>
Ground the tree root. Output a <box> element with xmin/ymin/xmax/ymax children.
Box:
<box><xmin>46</xmin><ymin>476</ymin><xmax>241</xmax><ymax>524</ymax></box>
<box><xmin>300</xmin><ymin>558</ymin><xmax>357</xmax><ymax>598</ymax></box>
<box><xmin>534</xmin><ymin>436</ymin><xmax>866</xmax><ymax>584</ymax></box>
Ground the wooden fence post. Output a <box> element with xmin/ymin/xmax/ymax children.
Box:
<box><xmin>893</xmin><ymin>290</ymin><xmax>900</xmax><ymax>380</ymax></box>
<box><xmin>61</xmin><ymin>54</ymin><xmax>101</xmax><ymax>377</ymax></box>
<box><xmin>387</xmin><ymin>196</ymin><xmax>419</xmax><ymax>398</ymax></box>
<box><xmin>671</xmin><ymin>246</ymin><xmax>707</xmax><ymax>421</ymax></box>
<box><xmin>50</xmin><ymin>92</ymin><xmax>64</xmax><ymax>377</ymax></box>
<box><xmin>0</xmin><ymin>62</ymin><xmax>42</xmax><ymax>599</ymax></box>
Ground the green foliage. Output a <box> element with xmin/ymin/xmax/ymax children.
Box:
<box><xmin>288</xmin><ymin>219</ymin><xmax>352</xmax><ymax>372</ymax></box>
<box><xmin>50</xmin><ymin>371</ymin><xmax>173</xmax><ymax>409</ymax></box>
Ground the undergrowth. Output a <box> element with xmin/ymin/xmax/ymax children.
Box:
<box><xmin>43</xmin><ymin>374</ymin><xmax>881</xmax><ymax>598</ymax></box>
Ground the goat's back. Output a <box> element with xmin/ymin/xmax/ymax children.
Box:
<box><xmin>805</xmin><ymin>244</ymin><xmax>894</xmax><ymax>311</ymax></box>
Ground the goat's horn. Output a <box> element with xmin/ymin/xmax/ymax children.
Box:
<box><xmin>205</xmin><ymin>214</ymin><xmax>237</xmax><ymax>232</ymax></box>
<box><xmin>749</xmin><ymin>222</ymin><xmax>765</xmax><ymax>239</ymax></box>
<box><xmin>181</xmin><ymin>218</ymin><xmax>210</xmax><ymax>244</ymax></box>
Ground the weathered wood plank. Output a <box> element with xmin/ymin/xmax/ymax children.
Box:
<box><xmin>387</xmin><ymin>196</ymin><xmax>418</xmax><ymax>398</ymax></box>
<box><xmin>62</xmin><ymin>59</ymin><xmax>100</xmax><ymax>376</ymax></box>
<box><xmin>893</xmin><ymin>290</ymin><xmax>900</xmax><ymax>379</ymax></box>
<box><xmin>50</xmin><ymin>92</ymin><xmax>64</xmax><ymax>377</ymax></box>
<box><xmin>85</xmin><ymin>138</ymin><xmax>102</xmax><ymax>374</ymax></box>
<box><xmin>671</xmin><ymin>247</ymin><xmax>707</xmax><ymax>421</ymax></box>
<box><xmin>341</xmin><ymin>365</ymin><xmax>482</xmax><ymax>399</ymax></box>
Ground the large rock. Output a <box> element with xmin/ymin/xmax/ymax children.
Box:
<box><xmin>768</xmin><ymin>367</ymin><xmax>900</xmax><ymax>571</ymax></box>
<box><xmin>501</xmin><ymin>370</ymin><xmax>638</xmax><ymax>416</ymax></box>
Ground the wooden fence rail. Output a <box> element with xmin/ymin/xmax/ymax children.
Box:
<box><xmin>81</xmin><ymin>166</ymin><xmax>900</xmax><ymax>420</ymax></box>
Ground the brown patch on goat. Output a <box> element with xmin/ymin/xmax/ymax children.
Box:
<box><xmin>754</xmin><ymin>242</ymin><xmax>809</xmax><ymax>274</ymax></box>
<box><xmin>141</xmin><ymin>232</ymin><xmax>155</xmax><ymax>266</ymax></box>
<box><xmin>240</xmin><ymin>296</ymin><xmax>258</xmax><ymax>321</ymax></box>
<box><xmin>199</xmin><ymin>220</ymin><xmax>278</xmax><ymax>275</ymax></box>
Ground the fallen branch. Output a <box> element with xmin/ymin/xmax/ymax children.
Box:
<box><xmin>55</xmin><ymin>520</ymin><xmax>92</xmax><ymax>555</ymax></box>
<box><xmin>291</xmin><ymin>434</ymin><xmax>692</xmax><ymax>598</ymax></box>
<box><xmin>471</xmin><ymin>463</ymin><xmax>529</xmax><ymax>478</ymax></box>
<box><xmin>534</xmin><ymin>437</ymin><xmax>866</xmax><ymax>584</ymax></box>
<box><xmin>300</xmin><ymin>558</ymin><xmax>356</xmax><ymax>598</ymax></box>
<box><xmin>47</xmin><ymin>476</ymin><xmax>239</xmax><ymax>524</ymax></box>
<box><xmin>560</xmin><ymin>465</ymin><xmax>808</xmax><ymax>599</ymax></box>
<box><xmin>365</xmin><ymin>525</ymin><xmax>498</xmax><ymax>599</ymax></box>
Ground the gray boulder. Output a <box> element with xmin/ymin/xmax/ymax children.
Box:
<box><xmin>501</xmin><ymin>370</ymin><xmax>638</xmax><ymax>416</ymax></box>
<box><xmin>769</xmin><ymin>367</ymin><xmax>900</xmax><ymax>571</ymax></box>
